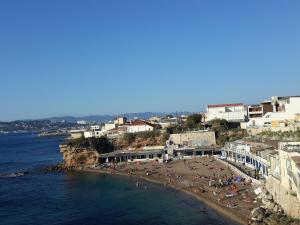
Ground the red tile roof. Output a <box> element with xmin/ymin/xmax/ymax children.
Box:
<box><xmin>128</xmin><ymin>120</ymin><xmax>155</xmax><ymax>127</ymax></box>
<box><xmin>207</xmin><ymin>103</ymin><xmax>243</xmax><ymax>108</ymax></box>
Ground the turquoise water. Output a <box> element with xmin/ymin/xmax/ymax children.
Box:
<box><xmin>0</xmin><ymin>133</ymin><xmax>240</xmax><ymax>225</ymax></box>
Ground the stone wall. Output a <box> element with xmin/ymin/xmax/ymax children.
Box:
<box><xmin>169</xmin><ymin>131</ymin><xmax>216</xmax><ymax>146</ymax></box>
<box><xmin>266</xmin><ymin>176</ymin><xmax>300</xmax><ymax>218</ymax></box>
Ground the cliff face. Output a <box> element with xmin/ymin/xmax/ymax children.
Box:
<box><xmin>59</xmin><ymin>144</ymin><xmax>100</xmax><ymax>167</ymax></box>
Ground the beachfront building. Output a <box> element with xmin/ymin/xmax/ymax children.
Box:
<box><xmin>266</xmin><ymin>142</ymin><xmax>300</xmax><ymax>217</ymax></box>
<box><xmin>98</xmin><ymin>148</ymin><xmax>165</xmax><ymax>163</ymax></box>
<box><xmin>222</xmin><ymin>141</ymin><xmax>275</xmax><ymax>179</ymax></box>
<box><xmin>167</xmin><ymin>131</ymin><xmax>216</xmax><ymax>147</ymax></box>
<box><xmin>245</xmin><ymin>96</ymin><xmax>300</xmax><ymax>130</ymax></box>
<box><xmin>205</xmin><ymin>103</ymin><xmax>247</xmax><ymax>122</ymax></box>
<box><xmin>126</xmin><ymin>120</ymin><xmax>155</xmax><ymax>133</ymax></box>
<box><xmin>166</xmin><ymin>131</ymin><xmax>217</xmax><ymax>158</ymax></box>
<box><xmin>172</xmin><ymin>146</ymin><xmax>221</xmax><ymax>158</ymax></box>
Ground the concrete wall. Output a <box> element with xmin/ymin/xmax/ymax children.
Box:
<box><xmin>285</xmin><ymin>97</ymin><xmax>300</xmax><ymax>115</ymax></box>
<box><xmin>266</xmin><ymin>176</ymin><xmax>300</xmax><ymax>218</ymax></box>
<box><xmin>169</xmin><ymin>131</ymin><xmax>216</xmax><ymax>147</ymax></box>
<box><xmin>266</xmin><ymin>145</ymin><xmax>300</xmax><ymax>218</ymax></box>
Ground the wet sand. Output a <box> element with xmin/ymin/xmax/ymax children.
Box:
<box><xmin>81</xmin><ymin>156</ymin><xmax>261</xmax><ymax>225</ymax></box>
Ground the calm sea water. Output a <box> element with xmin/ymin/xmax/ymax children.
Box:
<box><xmin>0</xmin><ymin>133</ymin><xmax>240</xmax><ymax>225</ymax></box>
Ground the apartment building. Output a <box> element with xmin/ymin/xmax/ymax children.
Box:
<box><xmin>205</xmin><ymin>103</ymin><xmax>247</xmax><ymax>122</ymax></box>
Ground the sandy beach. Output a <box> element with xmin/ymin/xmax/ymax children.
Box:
<box><xmin>81</xmin><ymin>156</ymin><xmax>262</xmax><ymax>225</ymax></box>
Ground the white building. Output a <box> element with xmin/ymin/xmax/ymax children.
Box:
<box><xmin>246</xmin><ymin>96</ymin><xmax>300</xmax><ymax>129</ymax></box>
<box><xmin>83</xmin><ymin>130</ymin><xmax>104</xmax><ymax>138</ymax></box>
<box><xmin>223</xmin><ymin>141</ymin><xmax>274</xmax><ymax>179</ymax></box>
<box><xmin>90</xmin><ymin>125</ymin><xmax>100</xmax><ymax>131</ymax></box>
<box><xmin>77</xmin><ymin>120</ymin><xmax>87</xmax><ymax>125</ymax></box>
<box><xmin>205</xmin><ymin>103</ymin><xmax>247</xmax><ymax>122</ymax></box>
<box><xmin>126</xmin><ymin>120</ymin><xmax>155</xmax><ymax>133</ymax></box>
<box><xmin>266</xmin><ymin>142</ymin><xmax>300</xmax><ymax>217</ymax></box>
<box><xmin>104</xmin><ymin>123</ymin><xmax>116</xmax><ymax>131</ymax></box>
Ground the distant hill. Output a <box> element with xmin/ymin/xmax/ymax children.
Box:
<box><xmin>47</xmin><ymin>112</ymin><xmax>193</xmax><ymax>123</ymax></box>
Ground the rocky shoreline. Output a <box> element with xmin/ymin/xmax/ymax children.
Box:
<box><xmin>42</xmin><ymin>163</ymin><xmax>75</xmax><ymax>173</ymax></box>
<box><xmin>249</xmin><ymin>190</ymin><xmax>297</xmax><ymax>225</ymax></box>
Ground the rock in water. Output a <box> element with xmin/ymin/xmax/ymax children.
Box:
<box><xmin>43</xmin><ymin>163</ymin><xmax>74</xmax><ymax>173</ymax></box>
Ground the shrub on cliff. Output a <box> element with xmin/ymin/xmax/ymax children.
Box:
<box><xmin>67</xmin><ymin>136</ymin><xmax>115</xmax><ymax>153</ymax></box>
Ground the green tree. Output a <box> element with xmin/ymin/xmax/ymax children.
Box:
<box><xmin>89</xmin><ymin>136</ymin><xmax>115</xmax><ymax>153</ymax></box>
<box><xmin>209</xmin><ymin>119</ymin><xmax>229</xmax><ymax>132</ymax></box>
<box><xmin>184</xmin><ymin>114</ymin><xmax>203</xmax><ymax>129</ymax></box>
<box><xmin>123</xmin><ymin>133</ymin><xmax>137</xmax><ymax>144</ymax></box>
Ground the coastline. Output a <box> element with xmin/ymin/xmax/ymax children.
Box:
<box><xmin>79</xmin><ymin>162</ymin><xmax>253</xmax><ymax>225</ymax></box>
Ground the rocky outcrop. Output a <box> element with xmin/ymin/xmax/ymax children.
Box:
<box><xmin>43</xmin><ymin>163</ymin><xmax>74</xmax><ymax>172</ymax></box>
<box><xmin>249</xmin><ymin>189</ymin><xmax>297</xmax><ymax>225</ymax></box>
<box><xmin>59</xmin><ymin>144</ymin><xmax>100</xmax><ymax>168</ymax></box>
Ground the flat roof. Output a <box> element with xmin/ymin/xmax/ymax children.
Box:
<box><xmin>100</xmin><ymin>149</ymin><xmax>164</xmax><ymax>158</ymax></box>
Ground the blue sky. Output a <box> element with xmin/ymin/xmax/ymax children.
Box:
<box><xmin>1</xmin><ymin>0</ymin><xmax>300</xmax><ymax>121</ymax></box>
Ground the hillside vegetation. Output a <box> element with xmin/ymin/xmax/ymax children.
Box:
<box><xmin>116</xmin><ymin>130</ymin><xmax>169</xmax><ymax>150</ymax></box>
<box><xmin>254</xmin><ymin>129</ymin><xmax>300</xmax><ymax>142</ymax></box>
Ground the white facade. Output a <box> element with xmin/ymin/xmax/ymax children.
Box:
<box><xmin>77</xmin><ymin>120</ymin><xmax>87</xmax><ymax>125</ymax></box>
<box><xmin>127</xmin><ymin>124</ymin><xmax>154</xmax><ymax>133</ymax></box>
<box><xmin>266</xmin><ymin>142</ymin><xmax>300</xmax><ymax>217</ymax></box>
<box><xmin>206</xmin><ymin>103</ymin><xmax>247</xmax><ymax>122</ymax></box>
<box><xmin>90</xmin><ymin>125</ymin><xmax>100</xmax><ymax>131</ymax></box>
<box><xmin>104</xmin><ymin>123</ymin><xmax>116</xmax><ymax>131</ymax></box>
<box><xmin>223</xmin><ymin>141</ymin><xmax>271</xmax><ymax>178</ymax></box>
<box><xmin>83</xmin><ymin>130</ymin><xmax>104</xmax><ymax>138</ymax></box>
<box><xmin>246</xmin><ymin>96</ymin><xmax>300</xmax><ymax>128</ymax></box>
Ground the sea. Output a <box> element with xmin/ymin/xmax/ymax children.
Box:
<box><xmin>0</xmin><ymin>133</ymin><xmax>240</xmax><ymax>225</ymax></box>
